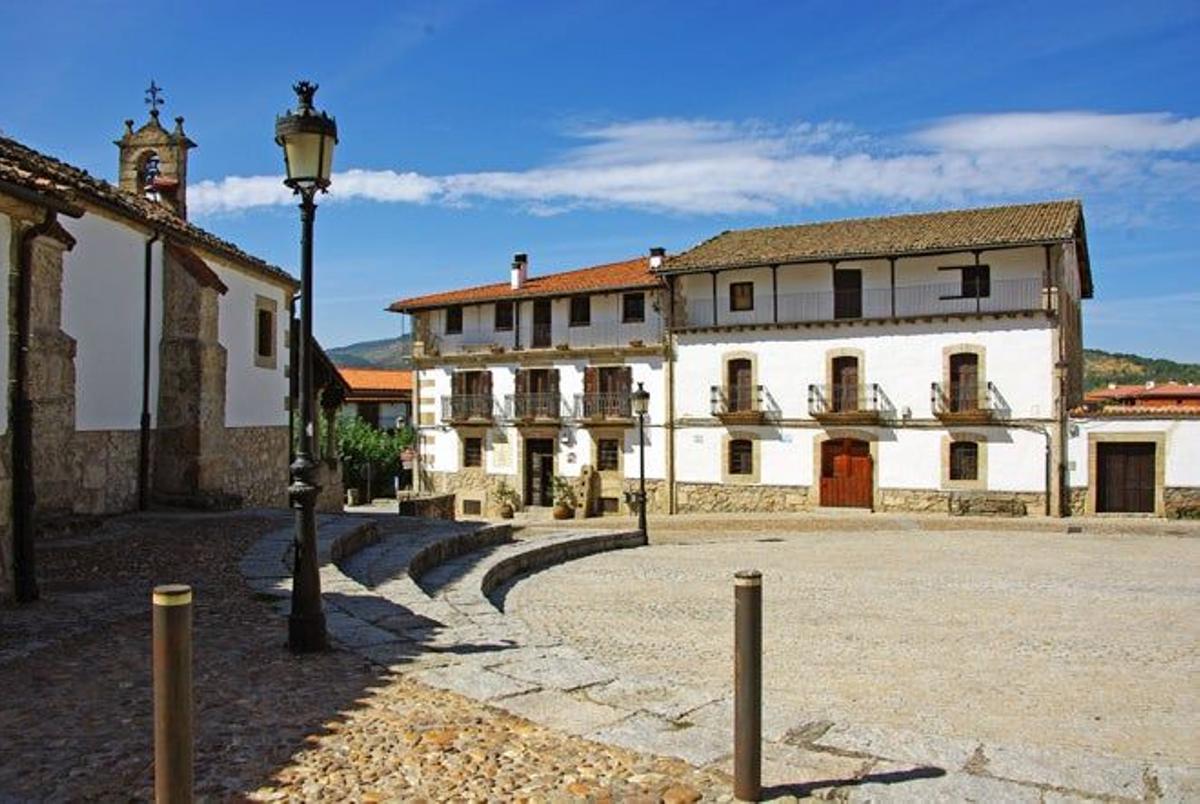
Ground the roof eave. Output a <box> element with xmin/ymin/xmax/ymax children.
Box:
<box><xmin>387</xmin><ymin>278</ymin><xmax>663</xmax><ymax>314</ymax></box>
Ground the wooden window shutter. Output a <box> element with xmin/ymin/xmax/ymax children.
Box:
<box><xmin>584</xmin><ymin>366</ymin><xmax>598</xmax><ymax>395</ymax></box>
<box><xmin>452</xmin><ymin>371</ymin><xmax>464</xmax><ymax>396</ymax></box>
<box><xmin>550</xmin><ymin>368</ymin><xmax>560</xmax><ymax>396</ymax></box>
<box><xmin>622</xmin><ymin>366</ymin><xmax>633</xmax><ymax>393</ymax></box>
<box><xmin>480</xmin><ymin>371</ymin><xmax>492</xmax><ymax>397</ymax></box>
<box><xmin>515</xmin><ymin>369</ymin><xmax>528</xmax><ymax>395</ymax></box>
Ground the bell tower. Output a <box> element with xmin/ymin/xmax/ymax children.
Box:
<box><xmin>115</xmin><ymin>81</ymin><xmax>197</xmax><ymax>219</ymax></box>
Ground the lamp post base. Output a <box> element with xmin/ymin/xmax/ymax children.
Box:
<box><xmin>288</xmin><ymin>611</ymin><xmax>328</xmax><ymax>653</ymax></box>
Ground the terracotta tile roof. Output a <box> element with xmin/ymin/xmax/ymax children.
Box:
<box><xmin>662</xmin><ymin>200</ymin><xmax>1090</xmax><ymax>296</ymax></box>
<box><xmin>338</xmin><ymin>368</ymin><xmax>413</xmax><ymax>396</ymax></box>
<box><xmin>0</xmin><ymin>134</ymin><xmax>297</xmax><ymax>289</ymax></box>
<box><xmin>388</xmin><ymin>257</ymin><xmax>659</xmax><ymax>313</ymax></box>
<box><xmin>1085</xmin><ymin>382</ymin><xmax>1200</xmax><ymax>402</ymax></box>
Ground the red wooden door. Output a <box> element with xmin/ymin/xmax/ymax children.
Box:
<box><xmin>820</xmin><ymin>439</ymin><xmax>873</xmax><ymax>508</ymax></box>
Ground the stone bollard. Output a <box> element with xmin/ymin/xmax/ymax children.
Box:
<box><xmin>734</xmin><ymin>570</ymin><xmax>762</xmax><ymax>801</ymax></box>
<box><xmin>153</xmin><ymin>584</ymin><xmax>193</xmax><ymax>804</ymax></box>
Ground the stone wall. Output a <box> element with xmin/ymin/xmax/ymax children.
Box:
<box><xmin>397</xmin><ymin>492</ymin><xmax>456</xmax><ymax>520</ymax></box>
<box><xmin>221</xmin><ymin>426</ymin><xmax>289</xmax><ymax>508</ymax></box>
<box><xmin>676</xmin><ymin>482</ymin><xmax>809</xmax><ymax>513</ymax></box>
<box><xmin>880</xmin><ymin>488</ymin><xmax>1044</xmax><ymax>516</ymax></box>
<box><xmin>314</xmin><ymin>459</ymin><xmax>345</xmax><ymax>514</ymax></box>
<box><xmin>0</xmin><ymin>433</ymin><xmax>11</xmax><ymax>602</ymax></box>
<box><xmin>425</xmin><ymin>470</ymin><xmax>517</xmax><ymax>518</ymax></box>
<box><xmin>71</xmin><ymin>430</ymin><xmax>140</xmax><ymax>515</ymax></box>
<box><xmin>1165</xmin><ymin>487</ymin><xmax>1200</xmax><ymax>519</ymax></box>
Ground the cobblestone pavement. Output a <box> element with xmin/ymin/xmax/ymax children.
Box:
<box><xmin>0</xmin><ymin>512</ymin><xmax>732</xmax><ymax>802</ymax></box>
<box><xmin>507</xmin><ymin>526</ymin><xmax>1200</xmax><ymax>797</ymax></box>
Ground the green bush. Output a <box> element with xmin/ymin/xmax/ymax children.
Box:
<box><xmin>337</xmin><ymin>413</ymin><xmax>413</xmax><ymax>498</ymax></box>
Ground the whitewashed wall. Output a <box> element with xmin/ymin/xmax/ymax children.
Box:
<box><xmin>1068</xmin><ymin>418</ymin><xmax>1200</xmax><ymax>487</ymax></box>
<box><xmin>674</xmin><ymin>319</ymin><xmax>1055</xmax><ymax>422</ymax></box>
<box><xmin>210</xmin><ymin>255</ymin><xmax>290</xmax><ymax>428</ymax></box>
<box><xmin>61</xmin><ymin>213</ymin><xmax>163</xmax><ymax>430</ymax></box>
<box><xmin>0</xmin><ymin>214</ymin><xmax>9</xmax><ymax>435</ymax></box>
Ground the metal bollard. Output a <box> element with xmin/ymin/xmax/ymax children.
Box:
<box><xmin>153</xmin><ymin>584</ymin><xmax>194</xmax><ymax>804</ymax></box>
<box><xmin>734</xmin><ymin>570</ymin><xmax>762</xmax><ymax>801</ymax></box>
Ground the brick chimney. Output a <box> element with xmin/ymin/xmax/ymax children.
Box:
<box><xmin>511</xmin><ymin>253</ymin><xmax>528</xmax><ymax>289</ymax></box>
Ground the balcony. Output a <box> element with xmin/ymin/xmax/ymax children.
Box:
<box><xmin>575</xmin><ymin>392</ymin><xmax>634</xmax><ymax>425</ymax></box>
<box><xmin>932</xmin><ymin>381</ymin><xmax>999</xmax><ymax>423</ymax></box>
<box><xmin>682</xmin><ymin>277</ymin><xmax>1044</xmax><ymax>329</ymax></box>
<box><xmin>441</xmin><ymin>394</ymin><xmax>495</xmax><ymax>424</ymax></box>
<box><xmin>808</xmin><ymin>383</ymin><xmax>883</xmax><ymax>424</ymax></box>
<box><xmin>711</xmin><ymin>384</ymin><xmax>766</xmax><ymax>425</ymax></box>
<box><xmin>508</xmin><ymin>392</ymin><xmax>564</xmax><ymax>422</ymax></box>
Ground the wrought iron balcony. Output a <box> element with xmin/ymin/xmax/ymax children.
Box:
<box><xmin>932</xmin><ymin>381</ymin><xmax>998</xmax><ymax>423</ymax></box>
<box><xmin>808</xmin><ymin>383</ymin><xmax>883</xmax><ymax>423</ymax></box>
<box><xmin>711</xmin><ymin>384</ymin><xmax>766</xmax><ymax>424</ymax></box>
<box><xmin>575</xmin><ymin>392</ymin><xmax>633</xmax><ymax>423</ymax></box>
<box><xmin>508</xmin><ymin>392</ymin><xmax>564</xmax><ymax>421</ymax></box>
<box><xmin>441</xmin><ymin>394</ymin><xmax>494</xmax><ymax>423</ymax></box>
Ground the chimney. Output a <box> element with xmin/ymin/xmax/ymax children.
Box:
<box><xmin>511</xmin><ymin>253</ymin><xmax>528</xmax><ymax>289</ymax></box>
<box><xmin>1146</xmin><ymin>380</ymin><xmax>1156</xmax><ymax>388</ymax></box>
<box><xmin>649</xmin><ymin>246</ymin><xmax>666</xmax><ymax>270</ymax></box>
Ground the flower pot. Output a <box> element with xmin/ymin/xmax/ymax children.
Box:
<box><xmin>552</xmin><ymin>504</ymin><xmax>573</xmax><ymax>520</ymax></box>
<box><xmin>499</xmin><ymin>503</ymin><xmax>515</xmax><ymax>519</ymax></box>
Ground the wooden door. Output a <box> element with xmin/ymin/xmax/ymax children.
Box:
<box><xmin>834</xmin><ymin>270</ymin><xmax>862</xmax><ymax>319</ymax></box>
<box><xmin>831</xmin><ymin>356</ymin><xmax>859</xmax><ymax>412</ymax></box>
<box><xmin>532</xmin><ymin>299</ymin><xmax>552</xmax><ymax>347</ymax></box>
<box><xmin>727</xmin><ymin>359</ymin><xmax>753</xmax><ymax>411</ymax></box>
<box><xmin>949</xmin><ymin>353</ymin><xmax>979</xmax><ymax>412</ymax></box>
<box><xmin>525</xmin><ymin>439</ymin><xmax>555</xmax><ymax>506</ymax></box>
<box><xmin>820</xmin><ymin>439</ymin><xmax>873</xmax><ymax>508</ymax></box>
<box><xmin>1096</xmin><ymin>442</ymin><xmax>1155</xmax><ymax>513</ymax></box>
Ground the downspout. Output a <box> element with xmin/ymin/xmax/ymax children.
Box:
<box><xmin>138</xmin><ymin>231</ymin><xmax>160</xmax><ymax>510</ymax></box>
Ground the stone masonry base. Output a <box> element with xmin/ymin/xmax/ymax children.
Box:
<box><xmin>221</xmin><ymin>426</ymin><xmax>290</xmax><ymax>508</ymax></box>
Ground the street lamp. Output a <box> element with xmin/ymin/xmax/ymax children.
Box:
<box><xmin>631</xmin><ymin>381</ymin><xmax>650</xmax><ymax>538</ymax></box>
<box><xmin>276</xmin><ymin>81</ymin><xmax>337</xmax><ymax>653</ymax></box>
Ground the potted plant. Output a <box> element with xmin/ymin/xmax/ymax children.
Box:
<box><xmin>495</xmin><ymin>480</ymin><xmax>520</xmax><ymax>519</ymax></box>
<box><xmin>551</xmin><ymin>476</ymin><xmax>578</xmax><ymax>520</ymax></box>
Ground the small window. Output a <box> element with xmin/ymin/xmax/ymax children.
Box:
<box><xmin>949</xmin><ymin>441</ymin><xmax>979</xmax><ymax>481</ymax></box>
<box><xmin>622</xmin><ymin>292</ymin><xmax>645</xmax><ymax>323</ymax></box>
<box><xmin>462</xmin><ymin>499</ymin><xmax>482</xmax><ymax>516</ymax></box>
<box><xmin>256</xmin><ymin>308</ymin><xmax>273</xmax><ymax>358</ymax></box>
<box><xmin>940</xmin><ymin>265</ymin><xmax>991</xmax><ymax>299</ymax></box>
<box><xmin>570</xmin><ymin>295</ymin><xmax>591</xmax><ymax>327</ymax></box>
<box><xmin>600</xmin><ymin>496</ymin><xmax>619</xmax><ymax>514</ymax></box>
<box><xmin>730</xmin><ymin>282</ymin><xmax>754</xmax><ymax>311</ymax></box>
<box><xmin>446</xmin><ymin>305</ymin><xmax>463</xmax><ymax>334</ymax></box>
<box><xmin>494</xmin><ymin>301</ymin><xmax>514</xmax><ymax>331</ymax></box>
<box><xmin>597</xmin><ymin>438</ymin><xmax>620</xmax><ymax>471</ymax></box>
<box><xmin>463</xmin><ymin>437</ymin><xmax>483</xmax><ymax>468</ymax></box>
<box><xmin>729</xmin><ymin>439</ymin><xmax>753</xmax><ymax>475</ymax></box>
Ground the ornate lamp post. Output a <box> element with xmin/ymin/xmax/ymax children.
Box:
<box><xmin>275</xmin><ymin>81</ymin><xmax>337</xmax><ymax>653</ymax></box>
<box><xmin>631</xmin><ymin>382</ymin><xmax>650</xmax><ymax>538</ymax></box>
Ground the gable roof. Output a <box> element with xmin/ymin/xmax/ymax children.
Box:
<box><xmin>1085</xmin><ymin>382</ymin><xmax>1200</xmax><ymax>402</ymax></box>
<box><xmin>388</xmin><ymin>257</ymin><xmax>659</xmax><ymax>313</ymax></box>
<box><xmin>339</xmin><ymin>368</ymin><xmax>413</xmax><ymax>397</ymax></box>
<box><xmin>0</xmin><ymin>134</ymin><xmax>297</xmax><ymax>289</ymax></box>
<box><xmin>662</xmin><ymin>200</ymin><xmax>1092</xmax><ymax>298</ymax></box>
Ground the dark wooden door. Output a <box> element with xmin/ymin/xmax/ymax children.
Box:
<box><xmin>1096</xmin><ymin>442</ymin><xmax>1155</xmax><ymax>513</ymax></box>
<box><xmin>831</xmin><ymin>356</ymin><xmax>859</xmax><ymax>412</ymax></box>
<box><xmin>820</xmin><ymin>439</ymin><xmax>872</xmax><ymax>508</ymax></box>
<box><xmin>532</xmin><ymin>299</ymin><xmax>552</xmax><ymax>347</ymax></box>
<box><xmin>727</xmin><ymin>358</ymin><xmax>753</xmax><ymax>411</ymax></box>
<box><xmin>834</xmin><ymin>270</ymin><xmax>862</xmax><ymax>319</ymax></box>
<box><xmin>949</xmin><ymin>353</ymin><xmax>979</xmax><ymax>412</ymax></box>
<box><xmin>525</xmin><ymin>438</ymin><xmax>555</xmax><ymax>506</ymax></box>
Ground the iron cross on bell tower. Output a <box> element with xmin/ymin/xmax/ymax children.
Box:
<box><xmin>145</xmin><ymin>80</ymin><xmax>165</xmax><ymax>117</ymax></box>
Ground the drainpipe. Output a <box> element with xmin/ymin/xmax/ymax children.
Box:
<box><xmin>138</xmin><ymin>231</ymin><xmax>160</xmax><ymax>510</ymax></box>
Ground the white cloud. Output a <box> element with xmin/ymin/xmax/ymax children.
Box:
<box><xmin>189</xmin><ymin>112</ymin><xmax>1200</xmax><ymax>218</ymax></box>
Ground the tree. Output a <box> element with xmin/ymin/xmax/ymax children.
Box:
<box><xmin>336</xmin><ymin>413</ymin><xmax>413</xmax><ymax>498</ymax></box>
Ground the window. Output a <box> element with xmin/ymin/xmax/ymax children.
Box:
<box><xmin>462</xmin><ymin>499</ymin><xmax>482</xmax><ymax>516</ymax></box>
<box><xmin>494</xmin><ymin>301</ymin><xmax>514</xmax><ymax>331</ymax></box>
<box><xmin>569</xmin><ymin>295</ymin><xmax>591</xmax><ymax>327</ymax></box>
<box><xmin>463</xmin><ymin>437</ymin><xmax>483</xmax><ymax>468</ymax></box>
<box><xmin>729</xmin><ymin>439</ymin><xmax>753</xmax><ymax>475</ymax></box>
<box><xmin>445</xmin><ymin>305</ymin><xmax>463</xmax><ymax>334</ymax></box>
<box><xmin>254</xmin><ymin>295</ymin><xmax>278</xmax><ymax>369</ymax></box>
<box><xmin>600</xmin><ymin>496</ymin><xmax>619</xmax><ymax>514</ymax></box>
<box><xmin>597</xmin><ymin>438</ymin><xmax>620</xmax><ymax>471</ymax></box>
<box><xmin>730</xmin><ymin>282</ymin><xmax>754</xmax><ymax>311</ymax></box>
<box><xmin>939</xmin><ymin>264</ymin><xmax>991</xmax><ymax>299</ymax></box>
<box><xmin>949</xmin><ymin>441</ymin><xmax>978</xmax><ymax>481</ymax></box>
<box><xmin>622</xmin><ymin>292</ymin><xmax>645</xmax><ymax>323</ymax></box>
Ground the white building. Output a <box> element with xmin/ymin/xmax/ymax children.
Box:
<box><xmin>391</xmin><ymin>201</ymin><xmax>1198</xmax><ymax>520</ymax></box>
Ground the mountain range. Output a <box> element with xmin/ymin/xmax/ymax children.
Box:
<box><xmin>326</xmin><ymin>336</ymin><xmax>1199</xmax><ymax>391</ymax></box>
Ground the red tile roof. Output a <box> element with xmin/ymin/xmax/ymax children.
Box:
<box><xmin>338</xmin><ymin>368</ymin><xmax>413</xmax><ymax>397</ymax></box>
<box><xmin>387</xmin><ymin>257</ymin><xmax>660</xmax><ymax>313</ymax></box>
<box><xmin>1085</xmin><ymin>382</ymin><xmax>1200</xmax><ymax>402</ymax></box>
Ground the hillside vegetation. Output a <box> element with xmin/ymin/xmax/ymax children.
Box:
<box><xmin>325</xmin><ymin>336</ymin><xmax>1199</xmax><ymax>390</ymax></box>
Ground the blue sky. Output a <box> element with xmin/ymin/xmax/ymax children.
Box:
<box><xmin>2</xmin><ymin>1</ymin><xmax>1198</xmax><ymax>359</ymax></box>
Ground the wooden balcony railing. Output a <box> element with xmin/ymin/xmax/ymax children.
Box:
<box><xmin>711</xmin><ymin>384</ymin><xmax>766</xmax><ymax>424</ymax></box>
<box><xmin>442</xmin><ymin>394</ymin><xmax>495</xmax><ymax>423</ymax></box>
<box><xmin>508</xmin><ymin>392</ymin><xmax>564</xmax><ymax>421</ymax></box>
<box><xmin>575</xmin><ymin>392</ymin><xmax>633</xmax><ymax>422</ymax></box>
<box><xmin>932</xmin><ymin>381</ymin><xmax>998</xmax><ymax>422</ymax></box>
<box><xmin>808</xmin><ymin>383</ymin><xmax>883</xmax><ymax>423</ymax></box>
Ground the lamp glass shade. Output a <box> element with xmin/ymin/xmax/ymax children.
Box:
<box><xmin>631</xmin><ymin>383</ymin><xmax>650</xmax><ymax>415</ymax></box>
<box><xmin>280</xmin><ymin>129</ymin><xmax>335</xmax><ymax>188</ymax></box>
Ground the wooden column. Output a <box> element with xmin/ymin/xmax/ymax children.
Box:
<box><xmin>889</xmin><ymin>257</ymin><xmax>896</xmax><ymax>318</ymax></box>
<box><xmin>771</xmin><ymin>264</ymin><xmax>779</xmax><ymax>324</ymax></box>
<box><xmin>711</xmin><ymin>271</ymin><xmax>718</xmax><ymax>327</ymax></box>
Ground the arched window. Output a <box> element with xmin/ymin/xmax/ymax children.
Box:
<box><xmin>729</xmin><ymin>439</ymin><xmax>753</xmax><ymax>475</ymax></box>
<box><xmin>137</xmin><ymin>150</ymin><xmax>161</xmax><ymax>193</ymax></box>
